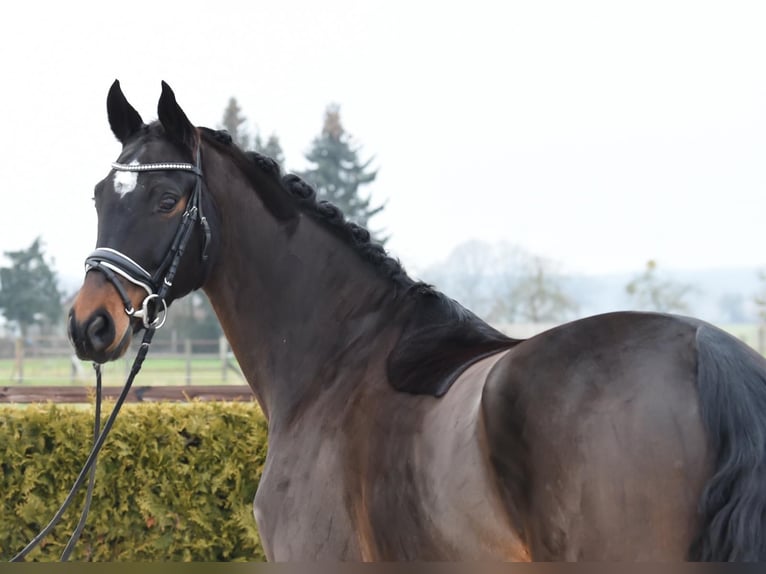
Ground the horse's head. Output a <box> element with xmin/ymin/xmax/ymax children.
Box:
<box><xmin>68</xmin><ymin>81</ymin><xmax>215</xmax><ymax>363</ymax></box>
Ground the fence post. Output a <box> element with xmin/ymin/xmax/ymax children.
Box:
<box><xmin>185</xmin><ymin>338</ymin><xmax>192</xmax><ymax>385</ymax></box>
<box><xmin>219</xmin><ymin>336</ymin><xmax>228</xmax><ymax>383</ymax></box>
<box><xmin>13</xmin><ymin>337</ymin><xmax>24</xmax><ymax>384</ymax></box>
<box><xmin>70</xmin><ymin>355</ymin><xmax>84</xmax><ymax>383</ymax></box>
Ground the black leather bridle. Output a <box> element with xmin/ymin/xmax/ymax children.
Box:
<box><xmin>10</xmin><ymin>147</ymin><xmax>211</xmax><ymax>562</ymax></box>
<box><xmin>85</xmin><ymin>149</ymin><xmax>211</xmax><ymax>329</ymax></box>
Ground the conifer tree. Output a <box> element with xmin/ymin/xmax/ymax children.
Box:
<box><xmin>220</xmin><ymin>97</ymin><xmax>251</xmax><ymax>149</ymax></box>
<box><xmin>254</xmin><ymin>132</ymin><xmax>285</xmax><ymax>170</ymax></box>
<box><xmin>299</xmin><ymin>104</ymin><xmax>385</xmax><ymax>240</ymax></box>
<box><xmin>0</xmin><ymin>237</ymin><xmax>62</xmax><ymax>336</ymax></box>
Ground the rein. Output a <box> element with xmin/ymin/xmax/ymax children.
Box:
<box><xmin>10</xmin><ymin>150</ymin><xmax>208</xmax><ymax>562</ymax></box>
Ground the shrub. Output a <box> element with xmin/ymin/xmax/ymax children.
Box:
<box><xmin>0</xmin><ymin>401</ymin><xmax>268</xmax><ymax>561</ymax></box>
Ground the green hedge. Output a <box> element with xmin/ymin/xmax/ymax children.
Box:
<box><xmin>0</xmin><ymin>401</ymin><xmax>268</xmax><ymax>561</ymax></box>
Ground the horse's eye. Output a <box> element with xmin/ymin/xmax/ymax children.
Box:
<box><xmin>158</xmin><ymin>195</ymin><xmax>179</xmax><ymax>213</ymax></box>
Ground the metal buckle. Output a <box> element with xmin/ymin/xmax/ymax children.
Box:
<box><xmin>132</xmin><ymin>294</ymin><xmax>168</xmax><ymax>329</ymax></box>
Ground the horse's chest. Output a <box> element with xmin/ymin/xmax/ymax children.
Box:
<box><xmin>252</xmin><ymin>365</ymin><xmax>522</xmax><ymax>561</ymax></box>
<box><xmin>253</xmin><ymin>419</ymin><xmax>517</xmax><ymax>560</ymax></box>
<box><xmin>254</xmin><ymin>439</ymin><xmax>439</xmax><ymax>560</ymax></box>
<box><xmin>253</xmin><ymin>431</ymin><xmax>361</xmax><ymax>560</ymax></box>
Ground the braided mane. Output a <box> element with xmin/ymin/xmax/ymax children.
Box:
<box><xmin>200</xmin><ymin>127</ymin><xmax>413</xmax><ymax>287</ymax></box>
<box><xmin>198</xmin><ymin>127</ymin><xmax>516</xmax><ymax>396</ymax></box>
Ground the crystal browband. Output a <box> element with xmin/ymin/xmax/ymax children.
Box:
<box><xmin>111</xmin><ymin>161</ymin><xmax>201</xmax><ymax>175</ymax></box>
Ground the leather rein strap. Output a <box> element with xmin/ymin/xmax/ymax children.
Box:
<box><xmin>10</xmin><ymin>149</ymin><xmax>209</xmax><ymax>562</ymax></box>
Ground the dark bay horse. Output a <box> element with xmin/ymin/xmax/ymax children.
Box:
<box><xmin>68</xmin><ymin>81</ymin><xmax>766</xmax><ymax>561</ymax></box>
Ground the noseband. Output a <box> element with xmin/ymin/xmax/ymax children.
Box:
<box><xmin>84</xmin><ymin>150</ymin><xmax>211</xmax><ymax>329</ymax></box>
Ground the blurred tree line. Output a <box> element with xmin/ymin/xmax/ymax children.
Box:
<box><xmin>419</xmin><ymin>240</ymin><xmax>579</xmax><ymax>325</ymax></box>
<box><xmin>1</xmin><ymin>237</ymin><xmax>764</xmax><ymax>345</ymax></box>
<box><xmin>419</xmin><ymin>245</ymin><xmax>701</xmax><ymax>326</ymax></box>
<box><xmin>2</xmin><ymin>96</ymin><xmax>765</xmax><ymax>345</ymax></box>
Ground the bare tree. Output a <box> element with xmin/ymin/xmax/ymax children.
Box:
<box><xmin>625</xmin><ymin>260</ymin><xmax>693</xmax><ymax>314</ymax></box>
<box><xmin>422</xmin><ymin>240</ymin><xmax>578</xmax><ymax>324</ymax></box>
<box><xmin>500</xmin><ymin>255</ymin><xmax>578</xmax><ymax>323</ymax></box>
<box><xmin>421</xmin><ymin>240</ymin><xmax>497</xmax><ymax>318</ymax></box>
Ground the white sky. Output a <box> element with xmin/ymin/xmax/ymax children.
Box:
<box><xmin>1</xmin><ymin>1</ymin><xmax>765</xmax><ymax>289</ymax></box>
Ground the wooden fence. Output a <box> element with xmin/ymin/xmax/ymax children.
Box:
<box><xmin>1</xmin><ymin>334</ymin><xmax>242</xmax><ymax>385</ymax></box>
<box><xmin>0</xmin><ymin>384</ymin><xmax>254</xmax><ymax>404</ymax></box>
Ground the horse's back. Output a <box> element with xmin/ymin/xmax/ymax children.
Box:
<box><xmin>481</xmin><ymin>311</ymin><xmax>711</xmax><ymax>560</ymax></box>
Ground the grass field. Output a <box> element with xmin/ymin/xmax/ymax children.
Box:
<box><xmin>0</xmin><ymin>354</ymin><xmax>242</xmax><ymax>386</ymax></box>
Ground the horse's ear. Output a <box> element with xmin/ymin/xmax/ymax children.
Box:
<box><xmin>157</xmin><ymin>81</ymin><xmax>197</xmax><ymax>152</ymax></box>
<box><xmin>107</xmin><ymin>80</ymin><xmax>144</xmax><ymax>144</ymax></box>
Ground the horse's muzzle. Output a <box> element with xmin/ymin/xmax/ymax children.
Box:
<box><xmin>68</xmin><ymin>308</ymin><xmax>131</xmax><ymax>363</ymax></box>
<box><xmin>68</xmin><ymin>271</ymin><xmax>140</xmax><ymax>363</ymax></box>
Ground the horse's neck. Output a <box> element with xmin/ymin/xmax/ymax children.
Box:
<box><xmin>203</xmin><ymin>170</ymin><xmax>403</xmax><ymax>421</ymax></box>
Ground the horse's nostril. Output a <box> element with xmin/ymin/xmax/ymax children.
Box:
<box><xmin>86</xmin><ymin>312</ymin><xmax>115</xmax><ymax>352</ymax></box>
